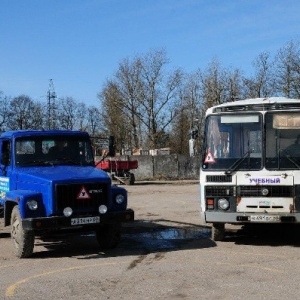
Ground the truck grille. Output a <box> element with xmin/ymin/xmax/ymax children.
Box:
<box><xmin>55</xmin><ymin>183</ymin><xmax>108</xmax><ymax>215</ymax></box>
<box><xmin>238</xmin><ymin>185</ymin><xmax>293</xmax><ymax>197</ymax></box>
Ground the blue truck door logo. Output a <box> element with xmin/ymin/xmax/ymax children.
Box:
<box><xmin>0</xmin><ymin>176</ymin><xmax>9</xmax><ymax>200</ymax></box>
<box><xmin>77</xmin><ymin>186</ymin><xmax>91</xmax><ymax>199</ymax></box>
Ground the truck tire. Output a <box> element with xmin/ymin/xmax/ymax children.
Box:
<box><xmin>96</xmin><ymin>223</ymin><xmax>121</xmax><ymax>249</ymax></box>
<box><xmin>211</xmin><ymin>223</ymin><xmax>225</xmax><ymax>241</ymax></box>
<box><xmin>10</xmin><ymin>206</ymin><xmax>35</xmax><ymax>258</ymax></box>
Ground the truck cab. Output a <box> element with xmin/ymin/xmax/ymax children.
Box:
<box><xmin>0</xmin><ymin>130</ymin><xmax>134</xmax><ymax>258</ymax></box>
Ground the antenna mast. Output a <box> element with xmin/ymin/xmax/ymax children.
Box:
<box><xmin>47</xmin><ymin>79</ymin><xmax>57</xmax><ymax>129</ymax></box>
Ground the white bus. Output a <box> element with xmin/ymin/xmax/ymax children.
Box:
<box><xmin>200</xmin><ymin>97</ymin><xmax>300</xmax><ymax>240</ymax></box>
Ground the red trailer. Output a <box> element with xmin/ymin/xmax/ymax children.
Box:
<box><xmin>96</xmin><ymin>159</ymin><xmax>138</xmax><ymax>185</ymax></box>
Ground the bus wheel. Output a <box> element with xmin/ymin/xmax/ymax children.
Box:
<box><xmin>11</xmin><ymin>206</ymin><xmax>35</xmax><ymax>258</ymax></box>
<box><xmin>212</xmin><ymin>223</ymin><xmax>225</xmax><ymax>241</ymax></box>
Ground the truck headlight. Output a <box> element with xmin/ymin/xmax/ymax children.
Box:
<box><xmin>115</xmin><ymin>194</ymin><xmax>125</xmax><ymax>204</ymax></box>
<box><xmin>99</xmin><ymin>205</ymin><xmax>107</xmax><ymax>214</ymax></box>
<box><xmin>218</xmin><ymin>198</ymin><xmax>230</xmax><ymax>210</ymax></box>
<box><xmin>27</xmin><ymin>200</ymin><xmax>38</xmax><ymax>210</ymax></box>
<box><xmin>63</xmin><ymin>207</ymin><xmax>73</xmax><ymax>217</ymax></box>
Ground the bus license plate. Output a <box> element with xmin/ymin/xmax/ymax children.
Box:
<box><xmin>71</xmin><ymin>216</ymin><xmax>100</xmax><ymax>225</ymax></box>
<box><xmin>250</xmin><ymin>215</ymin><xmax>280</xmax><ymax>222</ymax></box>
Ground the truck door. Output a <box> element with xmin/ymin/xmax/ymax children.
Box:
<box><xmin>0</xmin><ymin>140</ymin><xmax>12</xmax><ymax>176</ymax></box>
<box><xmin>0</xmin><ymin>139</ymin><xmax>11</xmax><ymax>204</ymax></box>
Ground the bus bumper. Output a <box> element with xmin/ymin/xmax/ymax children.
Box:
<box><xmin>204</xmin><ymin>212</ymin><xmax>300</xmax><ymax>224</ymax></box>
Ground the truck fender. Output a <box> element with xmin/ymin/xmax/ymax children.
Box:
<box><xmin>110</xmin><ymin>185</ymin><xmax>128</xmax><ymax>210</ymax></box>
<box><xmin>4</xmin><ymin>190</ymin><xmax>45</xmax><ymax>224</ymax></box>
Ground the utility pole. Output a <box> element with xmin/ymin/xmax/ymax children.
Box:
<box><xmin>47</xmin><ymin>79</ymin><xmax>57</xmax><ymax>129</ymax></box>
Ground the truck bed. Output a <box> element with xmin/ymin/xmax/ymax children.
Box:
<box><xmin>97</xmin><ymin>160</ymin><xmax>138</xmax><ymax>171</ymax></box>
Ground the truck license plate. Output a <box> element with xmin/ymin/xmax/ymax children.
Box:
<box><xmin>71</xmin><ymin>216</ymin><xmax>100</xmax><ymax>225</ymax></box>
<box><xmin>250</xmin><ymin>215</ymin><xmax>280</xmax><ymax>222</ymax></box>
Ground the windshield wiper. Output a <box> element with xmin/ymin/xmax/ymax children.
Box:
<box><xmin>225</xmin><ymin>151</ymin><xmax>251</xmax><ymax>175</ymax></box>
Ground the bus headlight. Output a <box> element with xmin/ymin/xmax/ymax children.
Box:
<box><xmin>27</xmin><ymin>200</ymin><xmax>38</xmax><ymax>210</ymax></box>
<box><xmin>218</xmin><ymin>198</ymin><xmax>230</xmax><ymax>210</ymax></box>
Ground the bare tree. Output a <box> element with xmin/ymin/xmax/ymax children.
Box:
<box><xmin>56</xmin><ymin>97</ymin><xmax>78</xmax><ymax>130</ymax></box>
<box><xmin>31</xmin><ymin>101</ymin><xmax>44</xmax><ymax>129</ymax></box>
<box><xmin>170</xmin><ymin>71</ymin><xmax>204</xmax><ymax>154</ymax></box>
<box><xmin>99</xmin><ymin>81</ymin><xmax>132</xmax><ymax>153</ymax></box>
<box><xmin>100</xmin><ymin>49</ymin><xmax>184</xmax><ymax>150</ymax></box>
<box><xmin>76</xmin><ymin>102</ymin><xmax>89</xmax><ymax>132</ymax></box>
<box><xmin>226</xmin><ymin>68</ymin><xmax>244</xmax><ymax>101</ymax></box>
<box><xmin>7</xmin><ymin>95</ymin><xmax>38</xmax><ymax>130</ymax></box>
<box><xmin>274</xmin><ymin>40</ymin><xmax>300</xmax><ymax>97</ymax></box>
<box><xmin>87</xmin><ymin>106</ymin><xmax>103</xmax><ymax>137</ymax></box>
<box><xmin>136</xmin><ymin>49</ymin><xmax>183</xmax><ymax>149</ymax></box>
<box><xmin>115</xmin><ymin>58</ymin><xmax>143</xmax><ymax>148</ymax></box>
<box><xmin>243</xmin><ymin>52</ymin><xmax>275</xmax><ymax>98</ymax></box>
<box><xmin>199</xmin><ymin>59</ymin><xmax>229</xmax><ymax>109</ymax></box>
<box><xmin>0</xmin><ymin>92</ymin><xmax>12</xmax><ymax>132</ymax></box>
<box><xmin>169</xmin><ymin>108</ymin><xmax>189</xmax><ymax>154</ymax></box>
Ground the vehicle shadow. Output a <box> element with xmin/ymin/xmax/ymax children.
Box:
<box><xmin>225</xmin><ymin>224</ymin><xmax>300</xmax><ymax>247</ymax></box>
<box><xmin>29</xmin><ymin>220</ymin><xmax>216</xmax><ymax>259</ymax></box>
<box><xmin>119</xmin><ymin>180</ymin><xmax>199</xmax><ymax>186</ymax></box>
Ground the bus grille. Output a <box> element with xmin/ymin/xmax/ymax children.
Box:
<box><xmin>205</xmin><ymin>186</ymin><xmax>235</xmax><ymax>197</ymax></box>
<box><xmin>206</xmin><ymin>175</ymin><xmax>232</xmax><ymax>182</ymax></box>
<box><xmin>55</xmin><ymin>183</ymin><xmax>108</xmax><ymax>215</ymax></box>
<box><xmin>238</xmin><ymin>185</ymin><xmax>293</xmax><ymax>197</ymax></box>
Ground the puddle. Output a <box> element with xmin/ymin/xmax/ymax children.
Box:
<box><xmin>80</xmin><ymin>226</ymin><xmax>212</xmax><ymax>252</ymax></box>
<box><xmin>131</xmin><ymin>227</ymin><xmax>210</xmax><ymax>240</ymax></box>
<box><xmin>81</xmin><ymin>226</ymin><xmax>211</xmax><ymax>240</ymax></box>
<box><xmin>122</xmin><ymin>226</ymin><xmax>211</xmax><ymax>251</ymax></box>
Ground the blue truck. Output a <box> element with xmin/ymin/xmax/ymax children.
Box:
<box><xmin>0</xmin><ymin>130</ymin><xmax>134</xmax><ymax>258</ymax></box>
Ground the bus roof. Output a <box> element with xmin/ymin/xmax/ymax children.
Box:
<box><xmin>206</xmin><ymin>97</ymin><xmax>300</xmax><ymax>114</ymax></box>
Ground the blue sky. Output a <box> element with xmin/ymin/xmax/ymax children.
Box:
<box><xmin>1</xmin><ymin>0</ymin><xmax>300</xmax><ymax>107</ymax></box>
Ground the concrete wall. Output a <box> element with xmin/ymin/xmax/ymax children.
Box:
<box><xmin>113</xmin><ymin>154</ymin><xmax>200</xmax><ymax>180</ymax></box>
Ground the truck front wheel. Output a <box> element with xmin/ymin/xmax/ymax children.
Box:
<box><xmin>96</xmin><ymin>223</ymin><xmax>121</xmax><ymax>249</ymax></box>
<box><xmin>211</xmin><ymin>223</ymin><xmax>225</xmax><ymax>241</ymax></box>
<box><xmin>11</xmin><ymin>206</ymin><xmax>35</xmax><ymax>258</ymax></box>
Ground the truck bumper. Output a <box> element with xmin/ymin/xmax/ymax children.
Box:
<box><xmin>22</xmin><ymin>209</ymin><xmax>134</xmax><ymax>231</ymax></box>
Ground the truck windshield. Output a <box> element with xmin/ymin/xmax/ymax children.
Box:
<box><xmin>15</xmin><ymin>135</ymin><xmax>95</xmax><ymax>167</ymax></box>
<box><xmin>266</xmin><ymin>112</ymin><xmax>300</xmax><ymax>170</ymax></box>
<box><xmin>201</xmin><ymin>114</ymin><xmax>262</xmax><ymax>172</ymax></box>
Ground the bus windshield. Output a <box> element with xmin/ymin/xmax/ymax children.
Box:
<box><xmin>202</xmin><ymin>114</ymin><xmax>262</xmax><ymax>172</ymax></box>
<box><xmin>266</xmin><ymin>112</ymin><xmax>300</xmax><ymax>170</ymax></box>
